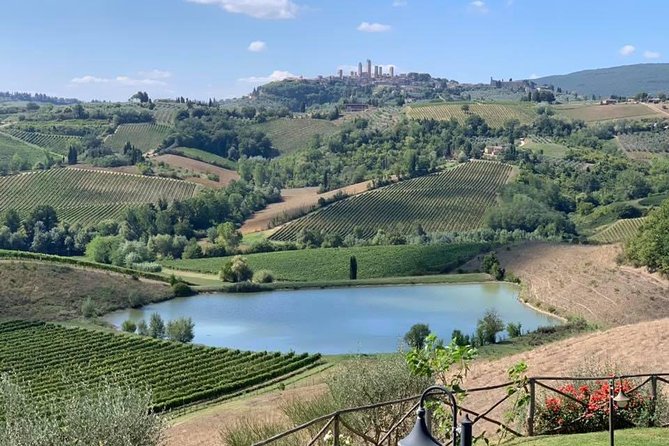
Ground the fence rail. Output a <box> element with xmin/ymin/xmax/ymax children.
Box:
<box><xmin>253</xmin><ymin>373</ymin><xmax>669</xmax><ymax>446</ymax></box>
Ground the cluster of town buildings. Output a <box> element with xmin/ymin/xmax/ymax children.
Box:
<box><xmin>335</xmin><ymin>59</ymin><xmax>396</xmax><ymax>80</ymax></box>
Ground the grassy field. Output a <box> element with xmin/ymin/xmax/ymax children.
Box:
<box><xmin>507</xmin><ymin>428</ymin><xmax>669</xmax><ymax>445</ymax></box>
<box><xmin>162</xmin><ymin>243</ymin><xmax>487</xmax><ymax>282</ymax></box>
<box><xmin>0</xmin><ymin>321</ymin><xmax>321</xmax><ymax>411</ymax></box>
<box><xmin>0</xmin><ymin>131</ymin><xmax>49</xmax><ymax>167</ymax></box>
<box><xmin>253</xmin><ymin>118</ymin><xmax>340</xmax><ymax>154</ymax></box>
<box><xmin>590</xmin><ymin>217</ymin><xmax>646</xmax><ymax>244</ymax></box>
<box><xmin>0</xmin><ymin>260</ymin><xmax>171</xmax><ymax>320</ymax></box>
<box><xmin>522</xmin><ymin>136</ymin><xmax>569</xmax><ymax>159</ymax></box>
<box><xmin>406</xmin><ymin>102</ymin><xmax>537</xmax><ymax>127</ymax></box>
<box><xmin>106</xmin><ymin>123</ymin><xmax>172</xmax><ymax>153</ymax></box>
<box><xmin>0</xmin><ymin>167</ymin><xmax>198</xmax><ymax>225</ymax></box>
<box><xmin>4</xmin><ymin>128</ymin><xmax>83</xmax><ymax>155</ymax></box>
<box><xmin>554</xmin><ymin>103</ymin><xmax>662</xmax><ymax>123</ymax></box>
<box><xmin>169</xmin><ymin>147</ymin><xmax>237</xmax><ymax>169</ymax></box>
<box><xmin>269</xmin><ymin>161</ymin><xmax>513</xmax><ymax>241</ymax></box>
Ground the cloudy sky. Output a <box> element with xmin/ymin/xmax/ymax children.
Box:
<box><xmin>0</xmin><ymin>0</ymin><xmax>666</xmax><ymax>101</ymax></box>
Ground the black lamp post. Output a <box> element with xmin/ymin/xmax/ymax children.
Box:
<box><xmin>608</xmin><ymin>378</ymin><xmax>630</xmax><ymax>446</ymax></box>
<box><xmin>399</xmin><ymin>385</ymin><xmax>473</xmax><ymax>446</ymax></box>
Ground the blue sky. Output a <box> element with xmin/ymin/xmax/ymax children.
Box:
<box><xmin>1</xmin><ymin>0</ymin><xmax>666</xmax><ymax>101</ymax></box>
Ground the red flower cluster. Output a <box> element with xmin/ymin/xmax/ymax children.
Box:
<box><xmin>535</xmin><ymin>379</ymin><xmax>647</xmax><ymax>434</ymax></box>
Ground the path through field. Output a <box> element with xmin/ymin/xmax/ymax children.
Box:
<box><xmin>240</xmin><ymin>180</ymin><xmax>373</xmax><ymax>234</ymax></box>
<box><xmin>646</xmin><ymin>102</ymin><xmax>669</xmax><ymax>118</ymax></box>
<box><xmin>468</xmin><ymin>242</ymin><xmax>669</xmax><ymax>326</ymax></box>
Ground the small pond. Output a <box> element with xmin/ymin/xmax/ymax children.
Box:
<box><xmin>104</xmin><ymin>283</ymin><xmax>560</xmax><ymax>354</ymax></box>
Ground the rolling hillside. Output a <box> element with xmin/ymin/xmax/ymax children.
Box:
<box><xmin>4</xmin><ymin>128</ymin><xmax>83</xmax><ymax>155</ymax></box>
<box><xmin>106</xmin><ymin>123</ymin><xmax>172</xmax><ymax>153</ymax></box>
<box><xmin>269</xmin><ymin>161</ymin><xmax>514</xmax><ymax>241</ymax></box>
<box><xmin>0</xmin><ymin>168</ymin><xmax>198</xmax><ymax>225</ymax></box>
<box><xmin>0</xmin><ymin>131</ymin><xmax>50</xmax><ymax>167</ymax></box>
<box><xmin>406</xmin><ymin>102</ymin><xmax>536</xmax><ymax>127</ymax></box>
<box><xmin>532</xmin><ymin>63</ymin><xmax>669</xmax><ymax>97</ymax></box>
<box><xmin>253</xmin><ymin>118</ymin><xmax>339</xmax><ymax>154</ymax></box>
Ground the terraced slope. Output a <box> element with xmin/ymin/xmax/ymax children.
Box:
<box><xmin>4</xmin><ymin>128</ymin><xmax>83</xmax><ymax>155</ymax></box>
<box><xmin>106</xmin><ymin>123</ymin><xmax>172</xmax><ymax>153</ymax></box>
<box><xmin>591</xmin><ymin>218</ymin><xmax>646</xmax><ymax>243</ymax></box>
<box><xmin>406</xmin><ymin>102</ymin><xmax>536</xmax><ymax>127</ymax></box>
<box><xmin>0</xmin><ymin>131</ymin><xmax>50</xmax><ymax>167</ymax></box>
<box><xmin>0</xmin><ymin>168</ymin><xmax>198</xmax><ymax>225</ymax></box>
<box><xmin>254</xmin><ymin>118</ymin><xmax>339</xmax><ymax>154</ymax></box>
<box><xmin>0</xmin><ymin>321</ymin><xmax>320</xmax><ymax>411</ymax></box>
<box><xmin>270</xmin><ymin>161</ymin><xmax>514</xmax><ymax>241</ymax></box>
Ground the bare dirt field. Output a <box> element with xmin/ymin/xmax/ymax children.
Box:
<box><xmin>466</xmin><ymin>242</ymin><xmax>669</xmax><ymax>327</ymax></box>
<box><xmin>153</xmin><ymin>154</ymin><xmax>240</xmax><ymax>188</ymax></box>
<box><xmin>240</xmin><ymin>180</ymin><xmax>374</xmax><ymax>234</ymax></box>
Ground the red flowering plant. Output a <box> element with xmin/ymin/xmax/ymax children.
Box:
<box><xmin>535</xmin><ymin>379</ymin><xmax>651</xmax><ymax>434</ymax></box>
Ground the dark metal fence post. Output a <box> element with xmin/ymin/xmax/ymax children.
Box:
<box><xmin>527</xmin><ymin>378</ymin><xmax>536</xmax><ymax>436</ymax></box>
<box><xmin>460</xmin><ymin>415</ymin><xmax>473</xmax><ymax>446</ymax></box>
<box><xmin>650</xmin><ymin>375</ymin><xmax>658</xmax><ymax>427</ymax></box>
<box><xmin>333</xmin><ymin>413</ymin><xmax>340</xmax><ymax>446</ymax></box>
<box><xmin>609</xmin><ymin>378</ymin><xmax>615</xmax><ymax>446</ymax></box>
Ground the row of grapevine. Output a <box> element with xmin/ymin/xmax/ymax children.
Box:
<box><xmin>0</xmin><ymin>168</ymin><xmax>198</xmax><ymax>225</ymax></box>
<box><xmin>153</xmin><ymin>103</ymin><xmax>185</xmax><ymax>125</ymax></box>
<box><xmin>270</xmin><ymin>161</ymin><xmax>513</xmax><ymax>241</ymax></box>
<box><xmin>4</xmin><ymin>128</ymin><xmax>83</xmax><ymax>155</ymax></box>
<box><xmin>0</xmin><ymin>321</ymin><xmax>321</xmax><ymax>411</ymax></box>
<box><xmin>617</xmin><ymin>131</ymin><xmax>669</xmax><ymax>155</ymax></box>
<box><xmin>591</xmin><ymin>218</ymin><xmax>646</xmax><ymax>244</ymax></box>
<box><xmin>255</xmin><ymin>118</ymin><xmax>339</xmax><ymax>154</ymax></box>
<box><xmin>106</xmin><ymin>123</ymin><xmax>173</xmax><ymax>153</ymax></box>
<box><xmin>406</xmin><ymin>103</ymin><xmax>536</xmax><ymax>127</ymax></box>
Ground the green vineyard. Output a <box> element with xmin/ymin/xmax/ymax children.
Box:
<box><xmin>0</xmin><ymin>168</ymin><xmax>198</xmax><ymax>225</ymax></box>
<box><xmin>106</xmin><ymin>123</ymin><xmax>173</xmax><ymax>153</ymax></box>
<box><xmin>254</xmin><ymin>118</ymin><xmax>340</xmax><ymax>154</ymax></box>
<box><xmin>0</xmin><ymin>131</ymin><xmax>50</xmax><ymax>167</ymax></box>
<box><xmin>591</xmin><ymin>218</ymin><xmax>646</xmax><ymax>244</ymax></box>
<box><xmin>0</xmin><ymin>321</ymin><xmax>320</xmax><ymax>411</ymax></box>
<box><xmin>153</xmin><ymin>102</ymin><xmax>185</xmax><ymax>125</ymax></box>
<box><xmin>4</xmin><ymin>128</ymin><xmax>83</xmax><ymax>155</ymax></box>
<box><xmin>406</xmin><ymin>102</ymin><xmax>536</xmax><ymax>127</ymax></box>
<box><xmin>269</xmin><ymin>161</ymin><xmax>514</xmax><ymax>241</ymax></box>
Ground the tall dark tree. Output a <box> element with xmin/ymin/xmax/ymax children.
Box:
<box><xmin>349</xmin><ymin>255</ymin><xmax>358</xmax><ymax>280</ymax></box>
<box><xmin>67</xmin><ymin>146</ymin><xmax>78</xmax><ymax>165</ymax></box>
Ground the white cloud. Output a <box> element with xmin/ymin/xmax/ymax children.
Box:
<box><xmin>619</xmin><ymin>45</ymin><xmax>636</xmax><ymax>56</ymax></box>
<box><xmin>248</xmin><ymin>40</ymin><xmax>267</xmax><ymax>52</ymax></box>
<box><xmin>357</xmin><ymin>22</ymin><xmax>392</xmax><ymax>33</ymax></box>
<box><xmin>644</xmin><ymin>50</ymin><xmax>661</xmax><ymax>60</ymax></box>
<box><xmin>70</xmin><ymin>73</ymin><xmax>168</xmax><ymax>87</ymax></box>
<box><xmin>186</xmin><ymin>0</ymin><xmax>299</xmax><ymax>19</ymax></box>
<box><xmin>529</xmin><ymin>73</ymin><xmax>539</xmax><ymax>80</ymax></box>
<box><xmin>392</xmin><ymin>0</ymin><xmax>407</xmax><ymax>6</ymax></box>
<box><xmin>239</xmin><ymin>70</ymin><xmax>298</xmax><ymax>84</ymax></box>
<box><xmin>470</xmin><ymin>1</ymin><xmax>489</xmax><ymax>13</ymax></box>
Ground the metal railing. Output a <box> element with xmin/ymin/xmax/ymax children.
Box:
<box><xmin>252</xmin><ymin>373</ymin><xmax>669</xmax><ymax>446</ymax></box>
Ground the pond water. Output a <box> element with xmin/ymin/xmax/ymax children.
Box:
<box><xmin>104</xmin><ymin>283</ymin><xmax>560</xmax><ymax>355</ymax></box>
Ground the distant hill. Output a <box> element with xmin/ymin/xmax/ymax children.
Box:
<box><xmin>533</xmin><ymin>64</ymin><xmax>669</xmax><ymax>97</ymax></box>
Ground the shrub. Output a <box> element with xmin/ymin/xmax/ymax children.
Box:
<box><xmin>136</xmin><ymin>320</ymin><xmax>149</xmax><ymax>336</ymax></box>
<box><xmin>132</xmin><ymin>262</ymin><xmax>162</xmax><ymax>273</ymax></box>
<box><xmin>0</xmin><ymin>375</ymin><xmax>164</xmax><ymax>446</ymax></box>
<box><xmin>81</xmin><ymin>297</ymin><xmax>96</xmax><ymax>318</ymax></box>
<box><xmin>220</xmin><ymin>255</ymin><xmax>253</xmax><ymax>282</ymax></box>
<box><xmin>148</xmin><ymin>313</ymin><xmax>165</xmax><ymax>339</ymax></box>
<box><xmin>121</xmin><ymin>320</ymin><xmax>137</xmax><ymax>333</ymax></box>
<box><xmin>172</xmin><ymin>282</ymin><xmax>193</xmax><ymax>297</ymax></box>
<box><xmin>252</xmin><ymin>270</ymin><xmax>274</xmax><ymax>284</ymax></box>
<box><xmin>404</xmin><ymin>323</ymin><xmax>431</xmax><ymax>349</ymax></box>
<box><xmin>507</xmin><ymin>322</ymin><xmax>522</xmax><ymax>338</ymax></box>
<box><xmin>475</xmin><ymin>309</ymin><xmax>505</xmax><ymax>345</ymax></box>
<box><xmin>165</xmin><ymin>317</ymin><xmax>195</xmax><ymax>343</ymax></box>
<box><xmin>127</xmin><ymin>291</ymin><xmax>146</xmax><ymax>308</ymax></box>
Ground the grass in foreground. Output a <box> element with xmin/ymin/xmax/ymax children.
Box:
<box><xmin>506</xmin><ymin>428</ymin><xmax>669</xmax><ymax>445</ymax></box>
<box><xmin>162</xmin><ymin>243</ymin><xmax>488</xmax><ymax>282</ymax></box>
